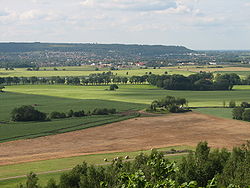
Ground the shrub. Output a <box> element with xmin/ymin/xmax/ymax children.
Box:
<box><xmin>92</xmin><ymin>108</ymin><xmax>109</xmax><ymax>115</ymax></box>
<box><xmin>229</xmin><ymin>100</ymin><xmax>236</xmax><ymax>108</ymax></box>
<box><xmin>50</xmin><ymin>112</ymin><xmax>66</xmax><ymax>119</ymax></box>
<box><xmin>67</xmin><ymin>110</ymin><xmax>74</xmax><ymax>117</ymax></box>
<box><xmin>11</xmin><ymin>105</ymin><xmax>47</xmax><ymax>122</ymax></box>
<box><xmin>242</xmin><ymin>109</ymin><xmax>250</xmax><ymax>121</ymax></box>
<box><xmin>73</xmin><ymin>110</ymin><xmax>85</xmax><ymax>117</ymax></box>
<box><xmin>241</xmin><ymin>102</ymin><xmax>250</xmax><ymax>108</ymax></box>
<box><xmin>168</xmin><ymin>104</ymin><xmax>179</xmax><ymax>113</ymax></box>
<box><xmin>232</xmin><ymin>107</ymin><xmax>245</xmax><ymax>120</ymax></box>
<box><xmin>109</xmin><ymin>84</ymin><xmax>119</xmax><ymax>91</ymax></box>
<box><xmin>92</xmin><ymin>108</ymin><xmax>116</xmax><ymax>115</ymax></box>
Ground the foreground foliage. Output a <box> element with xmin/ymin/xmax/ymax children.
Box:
<box><xmin>18</xmin><ymin>141</ymin><xmax>250</xmax><ymax>188</ymax></box>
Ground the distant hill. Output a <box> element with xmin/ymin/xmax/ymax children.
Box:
<box><xmin>0</xmin><ymin>42</ymin><xmax>193</xmax><ymax>57</ymax></box>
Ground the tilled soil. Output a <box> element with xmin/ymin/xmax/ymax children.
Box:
<box><xmin>1</xmin><ymin>112</ymin><xmax>250</xmax><ymax>165</ymax></box>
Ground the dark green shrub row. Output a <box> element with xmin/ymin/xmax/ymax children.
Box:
<box><xmin>11</xmin><ymin>106</ymin><xmax>117</xmax><ymax>122</ymax></box>
<box><xmin>50</xmin><ymin>108</ymin><xmax>116</xmax><ymax>119</ymax></box>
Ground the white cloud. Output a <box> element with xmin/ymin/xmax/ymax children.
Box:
<box><xmin>19</xmin><ymin>10</ymin><xmax>45</xmax><ymax>21</ymax></box>
<box><xmin>0</xmin><ymin>9</ymin><xmax>10</xmax><ymax>17</ymax></box>
<box><xmin>80</xmin><ymin>0</ymin><xmax>177</xmax><ymax>12</ymax></box>
<box><xmin>0</xmin><ymin>0</ymin><xmax>250</xmax><ymax>49</ymax></box>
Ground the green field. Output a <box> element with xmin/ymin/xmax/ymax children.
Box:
<box><xmin>193</xmin><ymin>108</ymin><xmax>233</xmax><ymax>119</ymax></box>
<box><xmin>0</xmin><ymin>67</ymin><xmax>191</xmax><ymax>77</ymax></box>
<box><xmin>1</xmin><ymin>84</ymin><xmax>249</xmax><ymax>143</ymax></box>
<box><xmin>0</xmin><ymin>91</ymin><xmax>145</xmax><ymax>142</ymax></box>
<box><xmin>1</xmin><ymin>83</ymin><xmax>250</xmax><ymax>187</ymax></box>
<box><xmin>4</xmin><ymin>84</ymin><xmax>250</xmax><ymax>107</ymax></box>
<box><xmin>2</xmin><ymin>84</ymin><xmax>250</xmax><ymax>142</ymax></box>
<box><xmin>0</xmin><ymin>145</ymin><xmax>192</xmax><ymax>188</ymax></box>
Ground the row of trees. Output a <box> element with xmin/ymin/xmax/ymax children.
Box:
<box><xmin>18</xmin><ymin>141</ymin><xmax>250</xmax><ymax>188</ymax></box>
<box><xmin>1</xmin><ymin>72</ymin><xmax>250</xmax><ymax>91</ymax></box>
<box><xmin>149</xmin><ymin>96</ymin><xmax>188</xmax><ymax>113</ymax></box>
<box><xmin>11</xmin><ymin>105</ymin><xmax>117</xmax><ymax>122</ymax></box>
<box><xmin>147</xmin><ymin>72</ymin><xmax>242</xmax><ymax>90</ymax></box>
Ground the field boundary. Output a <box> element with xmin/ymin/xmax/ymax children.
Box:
<box><xmin>0</xmin><ymin>114</ymin><xmax>140</xmax><ymax>143</ymax></box>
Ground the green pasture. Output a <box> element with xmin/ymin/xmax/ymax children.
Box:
<box><xmin>0</xmin><ymin>67</ymin><xmax>191</xmax><ymax>77</ymax></box>
<box><xmin>0</xmin><ymin>114</ymin><xmax>138</xmax><ymax>143</ymax></box>
<box><xmin>4</xmin><ymin>84</ymin><xmax>250</xmax><ymax>107</ymax></box>
<box><xmin>0</xmin><ymin>91</ymin><xmax>145</xmax><ymax>142</ymax></box>
<box><xmin>0</xmin><ymin>91</ymin><xmax>145</xmax><ymax>122</ymax></box>
<box><xmin>0</xmin><ymin>145</ymin><xmax>192</xmax><ymax>188</ymax></box>
<box><xmin>193</xmin><ymin>108</ymin><xmax>233</xmax><ymax>119</ymax></box>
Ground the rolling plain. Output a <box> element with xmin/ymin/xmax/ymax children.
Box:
<box><xmin>1</xmin><ymin>65</ymin><xmax>250</xmax><ymax>187</ymax></box>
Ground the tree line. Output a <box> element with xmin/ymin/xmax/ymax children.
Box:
<box><xmin>1</xmin><ymin>72</ymin><xmax>250</xmax><ymax>91</ymax></box>
<box><xmin>11</xmin><ymin>105</ymin><xmax>117</xmax><ymax>122</ymax></box>
<box><xmin>18</xmin><ymin>141</ymin><xmax>250</xmax><ymax>188</ymax></box>
<box><xmin>147</xmin><ymin>72</ymin><xmax>243</xmax><ymax>90</ymax></box>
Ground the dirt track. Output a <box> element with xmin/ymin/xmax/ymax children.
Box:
<box><xmin>1</xmin><ymin>112</ymin><xmax>250</xmax><ymax>165</ymax></box>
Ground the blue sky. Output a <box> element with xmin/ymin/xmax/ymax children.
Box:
<box><xmin>0</xmin><ymin>0</ymin><xmax>250</xmax><ymax>50</ymax></box>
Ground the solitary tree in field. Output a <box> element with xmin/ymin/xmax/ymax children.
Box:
<box><xmin>109</xmin><ymin>84</ymin><xmax>119</xmax><ymax>91</ymax></box>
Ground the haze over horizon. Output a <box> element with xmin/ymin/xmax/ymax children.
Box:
<box><xmin>0</xmin><ymin>0</ymin><xmax>249</xmax><ymax>50</ymax></box>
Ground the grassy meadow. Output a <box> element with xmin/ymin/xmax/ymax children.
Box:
<box><xmin>1</xmin><ymin>65</ymin><xmax>250</xmax><ymax>187</ymax></box>
<box><xmin>0</xmin><ymin>145</ymin><xmax>192</xmax><ymax>188</ymax></box>
<box><xmin>1</xmin><ymin>84</ymin><xmax>250</xmax><ymax>143</ymax></box>
<box><xmin>4</xmin><ymin>84</ymin><xmax>250</xmax><ymax>107</ymax></box>
<box><xmin>193</xmin><ymin>108</ymin><xmax>233</xmax><ymax>119</ymax></box>
<box><xmin>0</xmin><ymin>91</ymin><xmax>145</xmax><ymax>142</ymax></box>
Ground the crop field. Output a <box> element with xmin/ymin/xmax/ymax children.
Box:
<box><xmin>0</xmin><ymin>91</ymin><xmax>145</xmax><ymax>142</ymax></box>
<box><xmin>4</xmin><ymin>84</ymin><xmax>250</xmax><ymax>107</ymax></box>
<box><xmin>193</xmin><ymin>108</ymin><xmax>233</xmax><ymax>119</ymax></box>
<box><xmin>1</xmin><ymin>84</ymin><xmax>250</xmax><ymax>144</ymax></box>
<box><xmin>1</xmin><ymin>111</ymin><xmax>250</xmax><ymax>186</ymax></box>
<box><xmin>0</xmin><ymin>146</ymin><xmax>190</xmax><ymax>188</ymax></box>
<box><xmin>169</xmin><ymin>66</ymin><xmax>250</xmax><ymax>78</ymax></box>
<box><xmin>1</xmin><ymin>75</ymin><xmax>250</xmax><ymax>187</ymax></box>
<box><xmin>0</xmin><ymin>67</ymin><xmax>192</xmax><ymax>77</ymax></box>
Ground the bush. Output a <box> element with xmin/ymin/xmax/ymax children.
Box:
<box><xmin>241</xmin><ymin>102</ymin><xmax>250</xmax><ymax>108</ymax></box>
<box><xmin>50</xmin><ymin>112</ymin><xmax>66</xmax><ymax>119</ymax></box>
<box><xmin>242</xmin><ymin>109</ymin><xmax>250</xmax><ymax>121</ymax></box>
<box><xmin>109</xmin><ymin>84</ymin><xmax>119</xmax><ymax>91</ymax></box>
<box><xmin>67</xmin><ymin>110</ymin><xmax>74</xmax><ymax>117</ymax></box>
<box><xmin>73</xmin><ymin>110</ymin><xmax>85</xmax><ymax>117</ymax></box>
<box><xmin>92</xmin><ymin>108</ymin><xmax>116</xmax><ymax>115</ymax></box>
<box><xmin>232</xmin><ymin>107</ymin><xmax>245</xmax><ymax>120</ymax></box>
<box><xmin>229</xmin><ymin>100</ymin><xmax>236</xmax><ymax>108</ymax></box>
<box><xmin>11</xmin><ymin>105</ymin><xmax>47</xmax><ymax>122</ymax></box>
<box><xmin>168</xmin><ymin>104</ymin><xmax>179</xmax><ymax>113</ymax></box>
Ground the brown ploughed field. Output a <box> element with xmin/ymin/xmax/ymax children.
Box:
<box><xmin>0</xmin><ymin>112</ymin><xmax>250</xmax><ymax>165</ymax></box>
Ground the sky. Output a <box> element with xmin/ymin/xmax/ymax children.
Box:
<box><xmin>0</xmin><ymin>0</ymin><xmax>250</xmax><ymax>50</ymax></box>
